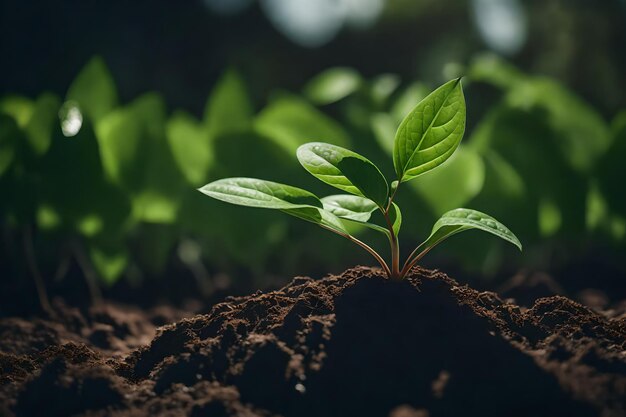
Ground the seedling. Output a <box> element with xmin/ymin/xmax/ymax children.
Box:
<box><xmin>199</xmin><ymin>79</ymin><xmax>521</xmax><ymax>279</ymax></box>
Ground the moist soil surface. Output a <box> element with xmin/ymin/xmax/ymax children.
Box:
<box><xmin>0</xmin><ymin>266</ymin><xmax>625</xmax><ymax>417</ymax></box>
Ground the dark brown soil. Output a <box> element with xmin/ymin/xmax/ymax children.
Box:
<box><xmin>1</xmin><ymin>266</ymin><xmax>624</xmax><ymax>417</ymax></box>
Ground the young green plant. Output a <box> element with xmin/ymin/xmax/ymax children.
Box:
<box><xmin>199</xmin><ymin>79</ymin><xmax>522</xmax><ymax>279</ymax></box>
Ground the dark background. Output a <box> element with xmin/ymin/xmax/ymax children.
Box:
<box><xmin>2</xmin><ymin>0</ymin><xmax>625</xmax><ymax>115</ymax></box>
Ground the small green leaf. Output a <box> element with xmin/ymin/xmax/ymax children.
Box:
<box><xmin>370</xmin><ymin>112</ymin><xmax>396</xmax><ymax>155</ymax></box>
<box><xmin>66</xmin><ymin>56</ymin><xmax>118</xmax><ymax>123</ymax></box>
<box><xmin>167</xmin><ymin>111</ymin><xmax>212</xmax><ymax>185</ymax></box>
<box><xmin>204</xmin><ymin>69</ymin><xmax>253</xmax><ymax>137</ymax></box>
<box><xmin>297</xmin><ymin>142</ymin><xmax>389</xmax><ymax>207</ymax></box>
<box><xmin>304</xmin><ymin>67</ymin><xmax>362</xmax><ymax>105</ymax></box>
<box><xmin>390</xmin><ymin>203</ymin><xmax>402</xmax><ymax>236</ymax></box>
<box><xmin>0</xmin><ymin>115</ymin><xmax>18</xmax><ymax>177</ymax></box>
<box><xmin>321</xmin><ymin>195</ymin><xmax>378</xmax><ymax>222</ymax></box>
<box><xmin>0</xmin><ymin>96</ymin><xmax>34</xmax><ymax>127</ymax></box>
<box><xmin>421</xmin><ymin>208</ymin><xmax>522</xmax><ymax>254</ymax></box>
<box><xmin>393</xmin><ymin>78</ymin><xmax>466</xmax><ymax>182</ymax></box>
<box><xmin>391</xmin><ymin>82</ymin><xmax>429</xmax><ymax>123</ymax></box>
<box><xmin>370</xmin><ymin>74</ymin><xmax>400</xmax><ymax>105</ymax></box>
<box><xmin>199</xmin><ymin>178</ymin><xmax>322</xmax><ymax>210</ymax></box>
<box><xmin>25</xmin><ymin>93</ymin><xmax>60</xmax><ymax>155</ymax></box>
<box><xmin>90</xmin><ymin>244</ymin><xmax>128</xmax><ymax>286</ymax></box>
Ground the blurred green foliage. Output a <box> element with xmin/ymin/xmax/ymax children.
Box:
<box><xmin>1</xmin><ymin>54</ymin><xmax>624</xmax><ymax>291</ymax></box>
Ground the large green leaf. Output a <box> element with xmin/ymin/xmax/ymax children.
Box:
<box><xmin>420</xmin><ymin>208</ymin><xmax>522</xmax><ymax>255</ymax></box>
<box><xmin>199</xmin><ymin>177</ymin><xmax>322</xmax><ymax>210</ymax></box>
<box><xmin>393</xmin><ymin>78</ymin><xmax>466</xmax><ymax>182</ymax></box>
<box><xmin>66</xmin><ymin>56</ymin><xmax>118</xmax><ymax>123</ymax></box>
<box><xmin>297</xmin><ymin>142</ymin><xmax>389</xmax><ymax>207</ymax></box>
<box><xmin>304</xmin><ymin>67</ymin><xmax>362</xmax><ymax>105</ymax></box>
<box><xmin>255</xmin><ymin>95</ymin><xmax>350</xmax><ymax>153</ymax></box>
<box><xmin>199</xmin><ymin>177</ymin><xmax>348</xmax><ymax>234</ymax></box>
<box><xmin>321</xmin><ymin>194</ymin><xmax>378</xmax><ymax>222</ymax></box>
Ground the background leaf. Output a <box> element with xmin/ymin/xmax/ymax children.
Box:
<box><xmin>204</xmin><ymin>69</ymin><xmax>253</xmax><ymax>138</ymax></box>
<box><xmin>411</xmin><ymin>146</ymin><xmax>485</xmax><ymax>215</ymax></box>
<box><xmin>304</xmin><ymin>67</ymin><xmax>362</xmax><ymax>105</ymax></box>
<box><xmin>167</xmin><ymin>111</ymin><xmax>212</xmax><ymax>186</ymax></box>
<box><xmin>255</xmin><ymin>95</ymin><xmax>350</xmax><ymax>154</ymax></box>
<box><xmin>66</xmin><ymin>56</ymin><xmax>118</xmax><ymax>123</ymax></box>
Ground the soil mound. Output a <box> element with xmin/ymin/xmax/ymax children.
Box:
<box><xmin>1</xmin><ymin>267</ymin><xmax>624</xmax><ymax>417</ymax></box>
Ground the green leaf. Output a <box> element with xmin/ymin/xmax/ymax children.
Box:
<box><xmin>204</xmin><ymin>69</ymin><xmax>253</xmax><ymax>137</ymax></box>
<box><xmin>471</xmin><ymin>55</ymin><xmax>610</xmax><ymax>173</ymax></box>
<box><xmin>96</xmin><ymin>108</ymin><xmax>142</xmax><ymax>186</ymax></box>
<box><xmin>255</xmin><ymin>94</ymin><xmax>350</xmax><ymax>154</ymax></box>
<box><xmin>505</xmin><ymin>79</ymin><xmax>609</xmax><ymax>173</ymax></box>
<box><xmin>411</xmin><ymin>146</ymin><xmax>485</xmax><ymax>214</ymax></box>
<box><xmin>0</xmin><ymin>115</ymin><xmax>18</xmax><ymax>177</ymax></box>
<box><xmin>370</xmin><ymin>112</ymin><xmax>396</xmax><ymax>155</ymax></box>
<box><xmin>393</xmin><ymin>78</ymin><xmax>466</xmax><ymax>182</ymax></box>
<box><xmin>421</xmin><ymin>208</ymin><xmax>522</xmax><ymax>255</ymax></box>
<box><xmin>199</xmin><ymin>177</ymin><xmax>350</xmax><ymax>234</ymax></box>
<box><xmin>370</xmin><ymin>74</ymin><xmax>400</xmax><ymax>106</ymax></box>
<box><xmin>297</xmin><ymin>142</ymin><xmax>389</xmax><ymax>207</ymax></box>
<box><xmin>25</xmin><ymin>93</ymin><xmax>60</xmax><ymax>155</ymax></box>
<box><xmin>90</xmin><ymin>244</ymin><xmax>128</xmax><ymax>286</ymax></box>
<box><xmin>166</xmin><ymin>111</ymin><xmax>212</xmax><ymax>185</ymax></box>
<box><xmin>66</xmin><ymin>56</ymin><xmax>118</xmax><ymax>122</ymax></box>
<box><xmin>468</xmin><ymin>53</ymin><xmax>526</xmax><ymax>89</ymax></box>
<box><xmin>321</xmin><ymin>194</ymin><xmax>378</xmax><ymax>222</ymax></box>
<box><xmin>390</xmin><ymin>202</ymin><xmax>402</xmax><ymax>236</ymax></box>
<box><xmin>391</xmin><ymin>82</ymin><xmax>429</xmax><ymax>123</ymax></box>
<box><xmin>0</xmin><ymin>96</ymin><xmax>34</xmax><ymax>127</ymax></box>
<box><xmin>199</xmin><ymin>177</ymin><xmax>322</xmax><ymax>210</ymax></box>
<box><xmin>597</xmin><ymin>111</ymin><xmax>626</xmax><ymax>217</ymax></box>
<box><xmin>283</xmin><ymin>206</ymin><xmax>348</xmax><ymax>234</ymax></box>
<box><xmin>304</xmin><ymin>67</ymin><xmax>362</xmax><ymax>105</ymax></box>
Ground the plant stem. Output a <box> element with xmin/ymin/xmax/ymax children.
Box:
<box><xmin>401</xmin><ymin>247</ymin><xmax>435</xmax><ymax>277</ymax></box>
<box><xmin>381</xmin><ymin>208</ymin><xmax>400</xmax><ymax>279</ymax></box>
<box><xmin>319</xmin><ymin>224</ymin><xmax>392</xmax><ymax>278</ymax></box>
<box><xmin>385</xmin><ymin>181</ymin><xmax>400</xmax><ymax>212</ymax></box>
<box><xmin>73</xmin><ymin>240</ymin><xmax>103</xmax><ymax>307</ymax></box>
<box><xmin>400</xmin><ymin>237</ymin><xmax>446</xmax><ymax>277</ymax></box>
<box><xmin>23</xmin><ymin>226</ymin><xmax>53</xmax><ymax>316</ymax></box>
<box><xmin>382</xmin><ymin>181</ymin><xmax>401</xmax><ymax>279</ymax></box>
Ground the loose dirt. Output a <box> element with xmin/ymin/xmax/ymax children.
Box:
<box><xmin>1</xmin><ymin>266</ymin><xmax>624</xmax><ymax>417</ymax></box>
